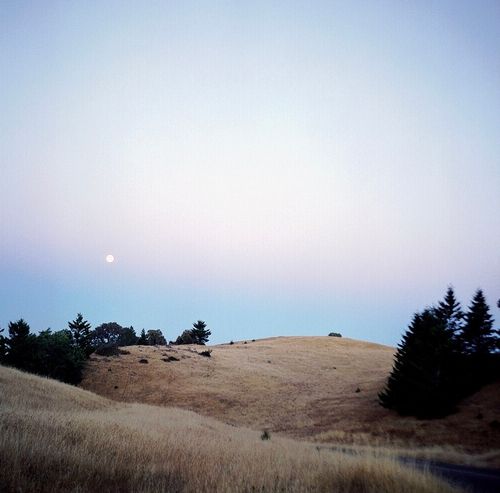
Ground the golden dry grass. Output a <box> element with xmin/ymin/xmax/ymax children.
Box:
<box><xmin>81</xmin><ymin>336</ymin><xmax>500</xmax><ymax>466</ymax></box>
<box><xmin>0</xmin><ymin>364</ymin><xmax>460</xmax><ymax>492</ymax></box>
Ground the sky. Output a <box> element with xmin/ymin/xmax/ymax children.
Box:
<box><xmin>1</xmin><ymin>1</ymin><xmax>499</xmax><ymax>346</ymax></box>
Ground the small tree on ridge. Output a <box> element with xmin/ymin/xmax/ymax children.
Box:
<box><xmin>191</xmin><ymin>320</ymin><xmax>211</xmax><ymax>345</ymax></box>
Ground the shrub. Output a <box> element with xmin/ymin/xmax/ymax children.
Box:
<box><xmin>175</xmin><ymin>330</ymin><xmax>195</xmax><ymax>345</ymax></box>
<box><xmin>328</xmin><ymin>332</ymin><xmax>342</xmax><ymax>337</ymax></box>
<box><xmin>199</xmin><ymin>350</ymin><xmax>212</xmax><ymax>358</ymax></box>
<box><xmin>94</xmin><ymin>344</ymin><xmax>120</xmax><ymax>356</ymax></box>
<box><xmin>162</xmin><ymin>356</ymin><xmax>179</xmax><ymax>362</ymax></box>
<box><xmin>261</xmin><ymin>430</ymin><xmax>271</xmax><ymax>440</ymax></box>
<box><xmin>139</xmin><ymin>358</ymin><xmax>149</xmax><ymax>364</ymax></box>
<box><xmin>146</xmin><ymin>329</ymin><xmax>166</xmax><ymax>346</ymax></box>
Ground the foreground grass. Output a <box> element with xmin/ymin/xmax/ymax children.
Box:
<box><xmin>0</xmin><ymin>365</ymin><xmax>459</xmax><ymax>493</ymax></box>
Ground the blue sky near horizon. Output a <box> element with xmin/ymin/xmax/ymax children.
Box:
<box><xmin>1</xmin><ymin>1</ymin><xmax>499</xmax><ymax>346</ymax></box>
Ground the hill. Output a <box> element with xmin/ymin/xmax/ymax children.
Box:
<box><xmin>0</xmin><ymin>364</ymin><xmax>456</xmax><ymax>492</ymax></box>
<box><xmin>81</xmin><ymin>336</ymin><xmax>500</xmax><ymax>466</ymax></box>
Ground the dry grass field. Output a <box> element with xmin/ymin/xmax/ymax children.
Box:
<box><xmin>81</xmin><ymin>336</ymin><xmax>500</xmax><ymax>467</ymax></box>
<box><xmin>0</xmin><ymin>364</ymin><xmax>459</xmax><ymax>492</ymax></box>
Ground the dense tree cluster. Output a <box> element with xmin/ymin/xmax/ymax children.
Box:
<box><xmin>0</xmin><ymin>315</ymin><xmax>212</xmax><ymax>384</ymax></box>
<box><xmin>0</xmin><ymin>319</ymin><xmax>85</xmax><ymax>384</ymax></box>
<box><xmin>175</xmin><ymin>320</ymin><xmax>211</xmax><ymax>345</ymax></box>
<box><xmin>379</xmin><ymin>288</ymin><xmax>500</xmax><ymax>418</ymax></box>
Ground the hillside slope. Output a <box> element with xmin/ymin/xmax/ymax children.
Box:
<box><xmin>81</xmin><ymin>336</ymin><xmax>500</xmax><ymax>464</ymax></box>
<box><xmin>0</xmin><ymin>364</ymin><xmax>456</xmax><ymax>492</ymax></box>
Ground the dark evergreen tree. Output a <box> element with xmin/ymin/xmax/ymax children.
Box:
<box><xmin>461</xmin><ymin>289</ymin><xmax>498</xmax><ymax>356</ymax></box>
<box><xmin>436</xmin><ymin>286</ymin><xmax>463</xmax><ymax>339</ymax></box>
<box><xmin>137</xmin><ymin>329</ymin><xmax>148</xmax><ymax>345</ymax></box>
<box><xmin>68</xmin><ymin>313</ymin><xmax>93</xmax><ymax>356</ymax></box>
<box><xmin>191</xmin><ymin>320</ymin><xmax>211</xmax><ymax>345</ymax></box>
<box><xmin>379</xmin><ymin>308</ymin><xmax>458</xmax><ymax>418</ymax></box>
<box><xmin>6</xmin><ymin>319</ymin><xmax>38</xmax><ymax>371</ymax></box>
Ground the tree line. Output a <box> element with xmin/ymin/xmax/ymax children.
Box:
<box><xmin>379</xmin><ymin>288</ymin><xmax>500</xmax><ymax>418</ymax></box>
<box><xmin>0</xmin><ymin>316</ymin><xmax>212</xmax><ymax>384</ymax></box>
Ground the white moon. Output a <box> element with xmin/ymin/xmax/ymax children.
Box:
<box><xmin>105</xmin><ymin>254</ymin><xmax>115</xmax><ymax>263</ymax></box>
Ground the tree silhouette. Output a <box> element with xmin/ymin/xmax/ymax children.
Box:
<box><xmin>91</xmin><ymin>322</ymin><xmax>123</xmax><ymax>347</ymax></box>
<box><xmin>117</xmin><ymin>326</ymin><xmax>138</xmax><ymax>346</ymax></box>
<box><xmin>137</xmin><ymin>329</ymin><xmax>148</xmax><ymax>345</ymax></box>
<box><xmin>436</xmin><ymin>286</ymin><xmax>463</xmax><ymax>340</ymax></box>
<box><xmin>191</xmin><ymin>320</ymin><xmax>211</xmax><ymax>345</ymax></box>
<box><xmin>175</xmin><ymin>329</ymin><xmax>195</xmax><ymax>345</ymax></box>
<box><xmin>6</xmin><ymin>319</ymin><xmax>37</xmax><ymax>371</ymax></box>
<box><xmin>68</xmin><ymin>313</ymin><xmax>93</xmax><ymax>356</ymax></box>
<box><xmin>379</xmin><ymin>308</ymin><xmax>458</xmax><ymax>418</ymax></box>
<box><xmin>146</xmin><ymin>329</ymin><xmax>166</xmax><ymax>345</ymax></box>
<box><xmin>32</xmin><ymin>329</ymin><xmax>85</xmax><ymax>384</ymax></box>
<box><xmin>461</xmin><ymin>289</ymin><xmax>498</xmax><ymax>356</ymax></box>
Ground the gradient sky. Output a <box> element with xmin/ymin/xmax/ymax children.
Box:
<box><xmin>1</xmin><ymin>1</ymin><xmax>499</xmax><ymax>346</ymax></box>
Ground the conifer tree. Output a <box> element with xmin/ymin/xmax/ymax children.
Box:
<box><xmin>436</xmin><ymin>286</ymin><xmax>463</xmax><ymax>338</ymax></box>
<box><xmin>137</xmin><ymin>329</ymin><xmax>148</xmax><ymax>345</ymax></box>
<box><xmin>191</xmin><ymin>320</ymin><xmax>211</xmax><ymax>345</ymax></box>
<box><xmin>68</xmin><ymin>313</ymin><xmax>93</xmax><ymax>357</ymax></box>
<box><xmin>461</xmin><ymin>289</ymin><xmax>498</xmax><ymax>356</ymax></box>
<box><xmin>6</xmin><ymin>319</ymin><xmax>37</xmax><ymax>371</ymax></box>
<box><xmin>379</xmin><ymin>308</ymin><xmax>457</xmax><ymax>418</ymax></box>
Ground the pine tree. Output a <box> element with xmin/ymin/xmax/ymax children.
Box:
<box><xmin>436</xmin><ymin>286</ymin><xmax>463</xmax><ymax>338</ymax></box>
<box><xmin>6</xmin><ymin>319</ymin><xmax>37</xmax><ymax>371</ymax></box>
<box><xmin>379</xmin><ymin>308</ymin><xmax>458</xmax><ymax>418</ymax></box>
<box><xmin>137</xmin><ymin>329</ymin><xmax>148</xmax><ymax>345</ymax></box>
<box><xmin>461</xmin><ymin>289</ymin><xmax>498</xmax><ymax>356</ymax></box>
<box><xmin>191</xmin><ymin>320</ymin><xmax>211</xmax><ymax>345</ymax></box>
<box><xmin>68</xmin><ymin>313</ymin><xmax>93</xmax><ymax>357</ymax></box>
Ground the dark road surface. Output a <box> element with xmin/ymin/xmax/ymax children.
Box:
<box><xmin>399</xmin><ymin>458</ymin><xmax>500</xmax><ymax>493</ymax></box>
<box><xmin>326</xmin><ymin>446</ymin><xmax>500</xmax><ymax>492</ymax></box>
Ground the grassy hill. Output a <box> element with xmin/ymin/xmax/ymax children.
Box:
<box><xmin>81</xmin><ymin>336</ymin><xmax>500</xmax><ymax>466</ymax></box>
<box><xmin>0</xmin><ymin>364</ymin><xmax>457</xmax><ymax>492</ymax></box>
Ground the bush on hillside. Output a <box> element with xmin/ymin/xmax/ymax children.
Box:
<box><xmin>175</xmin><ymin>329</ymin><xmax>196</xmax><ymax>345</ymax></box>
<box><xmin>146</xmin><ymin>329</ymin><xmax>166</xmax><ymax>345</ymax></box>
<box><xmin>94</xmin><ymin>344</ymin><xmax>121</xmax><ymax>356</ymax></box>
<box><xmin>328</xmin><ymin>332</ymin><xmax>342</xmax><ymax>337</ymax></box>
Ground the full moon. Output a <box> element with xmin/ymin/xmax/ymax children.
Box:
<box><xmin>105</xmin><ymin>254</ymin><xmax>115</xmax><ymax>263</ymax></box>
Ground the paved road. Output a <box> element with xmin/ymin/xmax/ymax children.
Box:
<box><xmin>402</xmin><ymin>458</ymin><xmax>500</xmax><ymax>493</ymax></box>
<box><xmin>325</xmin><ymin>446</ymin><xmax>500</xmax><ymax>492</ymax></box>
